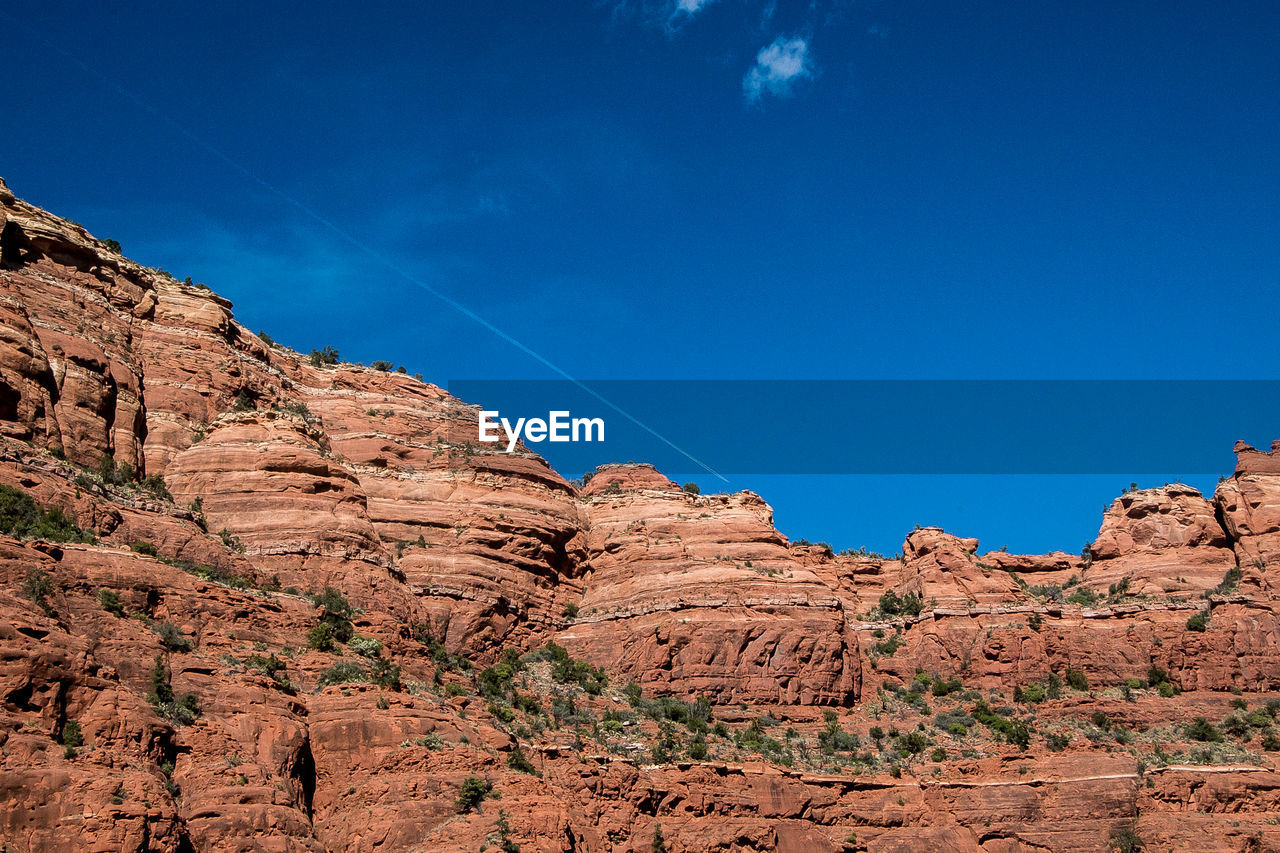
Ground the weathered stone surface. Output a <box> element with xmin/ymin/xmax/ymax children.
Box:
<box><xmin>4</xmin><ymin>179</ymin><xmax>1280</xmax><ymax>852</ymax></box>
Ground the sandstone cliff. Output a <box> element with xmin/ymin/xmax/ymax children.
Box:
<box><xmin>2</xmin><ymin>178</ymin><xmax>1280</xmax><ymax>852</ymax></box>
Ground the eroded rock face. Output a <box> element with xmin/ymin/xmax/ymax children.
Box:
<box><xmin>560</xmin><ymin>468</ymin><xmax>858</xmax><ymax>705</ymax></box>
<box><xmin>1087</xmin><ymin>484</ymin><xmax>1236</xmax><ymax>595</ymax></box>
<box><xmin>1217</xmin><ymin>441</ymin><xmax>1280</xmax><ymax>580</ymax></box>
<box><xmin>5</xmin><ymin>179</ymin><xmax>1280</xmax><ymax>852</ymax></box>
<box><xmin>893</xmin><ymin>527</ymin><xmax>1026</xmax><ymax>607</ymax></box>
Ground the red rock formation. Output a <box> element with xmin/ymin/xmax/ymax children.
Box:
<box><xmin>1086</xmin><ymin>484</ymin><xmax>1236</xmax><ymax>596</ymax></box>
<box><xmin>5</xmin><ymin>179</ymin><xmax>1280</xmax><ymax>852</ymax></box>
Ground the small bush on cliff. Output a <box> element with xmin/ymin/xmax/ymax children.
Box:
<box><xmin>1184</xmin><ymin>717</ymin><xmax>1224</xmax><ymax>742</ymax></box>
<box><xmin>60</xmin><ymin>720</ymin><xmax>83</xmax><ymax>758</ymax></box>
<box><xmin>0</xmin><ymin>484</ymin><xmax>93</xmax><ymax>543</ymax></box>
<box><xmin>506</xmin><ymin>746</ymin><xmax>540</xmax><ymax>776</ymax></box>
<box><xmin>318</xmin><ymin>661</ymin><xmax>366</xmax><ymax>687</ymax></box>
<box><xmin>1065</xmin><ymin>668</ymin><xmax>1089</xmax><ymax>691</ymax></box>
<box><xmin>371</xmin><ymin>360</ymin><xmax>393</xmax><ymax>371</ymax></box>
<box><xmin>478</xmin><ymin>648</ymin><xmax>524</xmax><ymax>701</ymax></box>
<box><xmin>98</xmin><ymin>588</ymin><xmax>125</xmax><ymax>616</ymax></box>
<box><xmin>153</xmin><ymin>621</ymin><xmax>193</xmax><ymax>652</ymax></box>
<box><xmin>527</xmin><ymin>643</ymin><xmax>607</xmax><ymax>695</ymax></box>
<box><xmin>1110</xmin><ymin>824</ymin><xmax>1143</xmax><ymax>852</ymax></box>
<box><xmin>131</xmin><ymin>541</ymin><xmax>159</xmax><ymax>557</ymax></box>
<box><xmin>682</xmin><ymin>482</ymin><xmax>700</xmax><ymax>495</ymax></box>
<box><xmin>148</xmin><ymin>655</ymin><xmax>200</xmax><ymax>725</ymax></box>
<box><xmin>102</xmin><ymin>238</ymin><xmax>121</xmax><ymax>253</ymax></box>
<box><xmin>348</xmin><ymin>636</ymin><xmax>383</xmax><ymax>658</ymax></box>
<box><xmin>872</xmin><ymin>631</ymin><xmax>902</xmax><ymax>656</ymax></box>
<box><xmin>1066</xmin><ymin>587</ymin><xmax>1100</xmax><ymax>606</ymax></box>
<box><xmin>22</xmin><ymin>568</ymin><xmax>54</xmax><ymax>614</ymax></box>
<box><xmin>1186</xmin><ymin>611</ymin><xmax>1209</xmax><ymax>632</ymax></box>
<box><xmin>244</xmin><ymin>653</ymin><xmax>289</xmax><ymax>684</ymax></box>
<box><xmin>307</xmin><ymin>623</ymin><xmax>336</xmax><ymax>652</ymax></box>
<box><xmin>311</xmin><ymin>586</ymin><xmax>355</xmax><ymax>643</ymax></box>
<box><xmin>878</xmin><ymin>589</ymin><xmax>923</xmax><ymax>617</ymax></box>
<box><xmin>455</xmin><ymin>775</ymin><xmax>493</xmax><ymax>813</ymax></box>
<box><xmin>1212</xmin><ymin>566</ymin><xmax>1243</xmax><ymax>596</ymax></box>
<box><xmin>308</xmin><ymin>346</ymin><xmax>340</xmax><ymax>367</ymax></box>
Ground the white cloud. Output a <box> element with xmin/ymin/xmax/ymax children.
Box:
<box><xmin>675</xmin><ymin>0</ymin><xmax>712</xmax><ymax>13</ymax></box>
<box><xmin>743</xmin><ymin>36</ymin><xmax>813</xmax><ymax>103</ymax></box>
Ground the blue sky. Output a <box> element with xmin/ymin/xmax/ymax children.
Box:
<box><xmin>3</xmin><ymin>1</ymin><xmax>1278</xmax><ymax>554</ymax></box>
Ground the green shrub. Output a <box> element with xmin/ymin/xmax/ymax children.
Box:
<box><xmin>1111</xmin><ymin>824</ymin><xmax>1143</xmax><ymax>853</ymax></box>
<box><xmin>0</xmin><ymin>484</ymin><xmax>93</xmax><ymax>543</ymax></box>
<box><xmin>102</xmin><ymin>238</ymin><xmax>122</xmax><ymax>253</ymax></box>
<box><xmin>60</xmin><ymin>719</ymin><xmax>83</xmax><ymax>758</ymax></box>
<box><xmin>1066</xmin><ymin>587</ymin><xmax>1100</xmax><ymax>606</ymax></box>
<box><xmin>1021</xmin><ymin>683</ymin><xmax>1045</xmax><ymax>703</ymax></box>
<box><xmin>506</xmin><ymin>746</ymin><xmax>539</xmax><ymax>776</ymax></box>
<box><xmin>371</xmin><ymin>658</ymin><xmax>400</xmax><ymax>689</ymax></box>
<box><xmin>98</xmin><ymin>588</ymin><xmax>125</xmax><ymax>616</ymax></box>
<box><xmin>489</xmin><ymin>702</ymin><xmax>515</xmax><ymax>724</ymax></box>
<box><xmin>147</xmin><ymin>655</ymin><xmax>199</xmax><ymax>725</ymax></box>
<box><xmin>562</xmin><ymin>602</ymin><xmax>579</xmax><ymax>619</ymax></box>
<box><xmin>455</xmin><ymin>775</ymin><xmax>492</xmax><ymax>813</ymax></box>
<box><xmin>624</xmin><ymin>681</ymin><xmax>643</xmax><ymax>706</ymax></box>
<box><xmin>894</xmin><ymin>730</ymin><xmax>928</xmax><ymax>756</ymax></box>
<box><xmin>131</xmin><ymin>541</ymin><xmax>159</xmax><ymax>557</ymax></box>
<box><xmin>318</xmin><ymin>661</ymin><xmax>366</xmax><ymax>687</ymax></box>
<box><xmin>307</xmin><ymin>622</ymin><xmax>335</xmax><ymax>652</ymax></box>
<box><xmin>1065</xmin><ymin>668</ymin><xmax>1089</xmax><ymax>691</ymax></box>
<box><xmin>873</xmin><ymin>632</ymin><xmax>902</xmax><ymax>656</ymax></box>
<box><xmin>153</xmin><ymin>621</ymin><xmax>192</xmax><ymax>652</ymax></box>
<box><xmin>370</xmin><ymin>360</ymin><xmax>393</xmax><ymax>372</ymax></box>
<box><xmin>682</xmin><ymin>482</ymin><xmax>700</xmax><ymax>495</ymax></box>
<box><xmin>1186</xmin><ymin>612</ymin><xmax>1209</xmax><ymax>632</ymax></box>
<box><xmin>478</xmin><ymin>648</ymin><xmax>524</xmax><ymax>700</ymax></box>
<box><xmin>931</xmin><ymin>675</ymin><xmax>963</xmax><ymax>697</ymax></box>
<box><xmin>1212</xmin><ymin>566</ymin><xmax>1242</xmax><ymax>596</ymax></box>
<box><xmin>1184</xmin><ymin>717</ymin><xmax>1223</xmax><ymax>742</ymax></box>
<box><xmin>1046</xmin><ymin>731</ymin><xmax>1072</xmax><ymax>751</ymax></box>
<box><xmin>930</xmin><ymin>746</ymin><xmax>947</xmax><ymax>762</ymax></box>
<box><xmin>878</xmin><ymin>589</ymin><xmax>924</xmax><ymax>617</ymax></box>
<box><xmin>244</xmin><ymin>653</ymin><xmax>288</xmax><ymax>683</ymax></box>
<box><xmin>312</xmin><ymin>586</ymin><xmax>355</xmax><ymax>643</ymax></box>
<box><xmin>308</xmin><ymin>346</ymin><xmax>340</xmax><ymax>367</ymax></box>
<box><xmin>22</xmin><ymin>568</ymin><xmax>54</xmax><ymax>613</ymax></box>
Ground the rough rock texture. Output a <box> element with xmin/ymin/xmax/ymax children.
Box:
<box><xmin>559</xmin><ymin>465</ymin><xmax>859</xmax><ymax>705</ymax></box>
<box><xmin>3</xmin><ymin>180</ymin><xmax>1280</xmax><ymax>851</ymax></box>
<box><xmin>1086</xmin><ymin>484</ymin><xmax>1237</xmax><ymax>595</ymax></box>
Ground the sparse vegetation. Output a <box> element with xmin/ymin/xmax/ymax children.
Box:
<box><xmin>308</xmin><ymin>346</ymin><xmax>340</xmax><ymax>367</ymax></box>
<box><xmin>22</xmin><ymin>568</ymin><xmax>54</xmax><ymax>614</ymax></box>
<box><xmin>0</xmin><ymin>484</ymin><xmax>93</xmax><ymax>543</ymax></box>
<box><xmin>148</xmin><ymin>655</ymin><xmax>199</xmax><ymax>725</ymax></box>
<box><xmin>98</xmin><ymin>588</ymin><xmax>125</xmax><ymax>616</ymax></box>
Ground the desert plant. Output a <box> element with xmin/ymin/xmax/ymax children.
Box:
<box><xmin>455</xmin><ymin>775</ymin><xmax>492</xmax><ymax>813</ymax></box>
<box><xmin>308</xmin><ymin>346</ymin><xmax>340</xmax><ymax>366</ymax></box>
